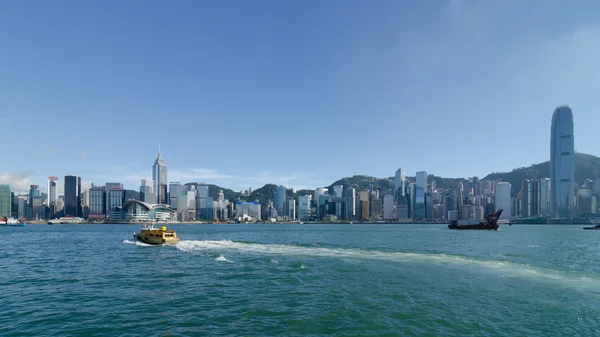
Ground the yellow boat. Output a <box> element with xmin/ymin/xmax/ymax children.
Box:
<box><xmin>133</xmin><ymin>223</ymin><xmax>180</xmax><ymax>245</ymax></box>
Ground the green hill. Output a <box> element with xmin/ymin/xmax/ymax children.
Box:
<box><xmin>174</xmin><ymin>152</ymin><xmax>600</xmax><ymax>205</ymax></box>
<box><xmin>483</xmin><ymin>152</ymin><xmax>600</xmax><ymax>196</ymax></box>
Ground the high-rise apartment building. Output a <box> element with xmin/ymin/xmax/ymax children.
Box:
<box><xmin>550</xmin><ymin>105</ymin><xmax>575</xmax><ymax>217</ymax></box>
<box><xmin>521</xmin><ymin>179</ymin><xmax>541</xmax><ymax>218</ymax></box>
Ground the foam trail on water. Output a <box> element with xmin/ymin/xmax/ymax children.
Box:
<box><xmin>215</xmin><ymin>254</ymin><xmax>231</xmax><ymax>262</ymax></box>
<box><xmin>176</xmin><ymin>240</ymin><xmax>600</xmax><ymax>291</ymax></box>
<box><xmin>122</xmin><ymin>239</ymin><xmax>153</xmax><ymax>247</ymax></box>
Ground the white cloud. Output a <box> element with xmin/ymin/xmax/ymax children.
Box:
<box><xmin>0</xmin><ymin>171</ymin><xmax>37</xmax><ymax>194</ymax></box>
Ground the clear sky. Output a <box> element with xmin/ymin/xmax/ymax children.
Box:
<box><xmin>1</xmin><ymin>0</ymin><xmax>600</xmax><ymax>194</ymax></box>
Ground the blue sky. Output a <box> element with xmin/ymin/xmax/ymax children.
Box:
<box><xmin>1</xmin><ymin>0</ymin><xmax>600</xmax><ymax>193</ymax></box>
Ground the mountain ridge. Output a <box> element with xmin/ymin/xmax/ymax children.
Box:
<box><xmin>121</xmin><ymin>153</ymin><xmax>600</xmax><ymax>204</ymax></box>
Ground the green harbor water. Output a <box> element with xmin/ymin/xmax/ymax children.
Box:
<box><xmin>1</xmin><ymin>224</ymin><xmax>599</xmax><ymax>336</ymax></box>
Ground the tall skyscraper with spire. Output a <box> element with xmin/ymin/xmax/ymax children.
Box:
<box><xmin>153</xmin><ymin>145</ymin><xmax>168</xmax><ymax>204</ymax></box>
<box><xmin>550</xmin><ymin>105</ymin><xmax>575</xmax><ymax>218</ymax></box>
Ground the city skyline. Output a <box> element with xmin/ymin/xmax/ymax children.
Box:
<box><xmin>1</xmin><ymin>142</ymin><xmax>597</xmax><ymax>196</ymax></box>
<box><xmin>2</xmin><ymin>1</ymin><xmax>600</xmax><ymax>192</ymax></box>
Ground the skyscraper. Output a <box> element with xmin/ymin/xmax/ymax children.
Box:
<box><xmin>29</xmin><ymin>185</ymin><xmax>40</xmax><ymax>200</ymax></box>
<box><xmin>550</xmin><ymin>105</ymin><xmax>575</xmax><ymax>217</ymax></box>
<box><xmin>105</xmin><ymin>183</ymin><xmax>122</xmax><ymax>218</ymax></box>
<box><xmin>539</xmin><ymin>178</ymin><xmax>551</xmax><ymax>216</ymax></box>
<box><xmin>416</xmin><ymin>171</ymin><xmax>427</xmax><ymax>190</ymax></box>
<box><xmin>169</xmin><ymin>182</ymin><xmax>183</xmax><ymax>209</ymax></box>
<box><xmin>47</xmin><ymin>176</ymin><xmax>58</xmax><ymax>217</ymax></box>
<box><xmin>64</xmin><ymin>175</ymin><xmax>81</xmax><ymax>217</ymax></box>
<box><xmin>333</xmin><ymin>185</ymin><xmax>344</xmax><ymax>198</ymax></box>
<box><xmin>140</xmin><ymin>179</ymin><xmax>156</xmax><ymax>204</ymax></box>
<box><xmin>153</xmin><ymin>145</ymin><xmax>168</xmax><ymax>204</ymax></box>
<box><xmin>344</xmin><ymin>187</ymin><xmax>356</xmax><ymax>217</ymax></box>
<box><xmin>274</xmin><ymin>185</ymin><xmax>287</xmax><ymax>216</ymax></box>
<box><xmin>298</xmin><ymin>195</ymin><xmax>311</xmax><ymax>221</ymax></box>
<box><xmin>494</xmin><ymin>182</ymin><xmax>511</xmax><ymax>220</ymax></box>
<box><xmin>395</xmin><ymin>168</ymin><xmax>405</xmax><ymax>195</ymax></box>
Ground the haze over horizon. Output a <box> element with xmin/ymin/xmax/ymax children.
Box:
<box><xmin>2</xmin><ymin>0</ymin><xmax>600</xmax><ymax>193</ymax></box>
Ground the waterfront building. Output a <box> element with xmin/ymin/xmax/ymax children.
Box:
<box><xmin>460</xmin><ymin>204</ymin><xmax>485</xmax><ymax>221</ymax></box>
<box><xmin>196</xmin><ymin>195</ymin><xmax>213</xmax><ymax>220</ymax></box>
<box><xmin>313</xmin><ymin>188</ymin><xmax>326</xmax><ymax>206</ymax></box>
<box><xmin>0</xmin><ymin>185</ymin><xmax>11</xmax><ymax>217</ymax></box>
<box><xmin>152</xmin><ymin>146</ymin><xmax>168</xmax><ymax>204</ymax></box>
<box><xmin>108</xmin><ymin>186</ymin><xmax>125</xmax><ymax>219</ymax></box>
<box><xmin>197</xmin><ymin>184</ymin><xmax>209</xmax><ymax>198</ymax></box>
<box><xmin>56</xmin><ymin>196</ymin><xmax>64</xmax><ymax>216</ymax></box>
<box><xmin>416</xmin><ymin>171</ymin><xmax>427</xmax><ymax>190</ymax></box>
<box><xmin>81</xmin><ymin>189</ymin><xmax>90</xmax><ymax>219</ymax></box>
<box><xmin>235</xmin><ymin>201</ymin><xmax>261</xmax><ymax>221</ymax></box>
<box><xmin>414</xmin><ymin>187</ymin><xmax>426</xmax><ymax>218</ymax></box>
<box><xmin>550</xmin><ymin>105</ymin><xmax>575</xmax><ymax>217</ymax></box>
<box><xmin>29</xmin><ymin>185</ymin><xmax>40</xmax><ymax>200</ymax></box>
<box><xmin>577</xmin><ymin>188</ymin><xmax>593</xmax><ymax>215</ymax></box>
<box><xmin>47</xmin><ymin>176</ymin><xmax>58</xmax><ymax>206</ymax></box>
<box><xmin>89</xmin><ymin>186</ymin><xmax>106</xmax><ymax>219</ymax></box>
<box><xmin>287</xmin><ymin>199</ymin><xmax>296</xmax><ymax>220</ymax></box>
<box><xmin>344</xmin><ymin>187</ymin><xmax>356</xmax><ymax>217</ymax></box>
<box><xmin>333</xmin><ymin>185</ymin><xmax>343</xmax><ymax>198</ymax></box>
<box><xmin>539</xmin><ymin>178</ymin><xmax>551</xmax><ymax>216</ymax></box>
<box><xmin>274</xmin><ymin>185</ymin><xmax>287</xmax><ymax>217</ymax></box>
<box><xmin>408</xmin><ymin>183</ymin><xmax>416</xmax><ymax>218</ymax></box>
<box><xmin>433</xmin><ymin>204</ymin><xmax>444</xmax><ymax>218</ymax></box>
<box><xmin>359</xmin><ymin>190</ymin><xmax>370</xmax><ymax>220</ymax></box>
<box><xmin>105</xmin><ymin>183</ymin><xmax>123</xmax><ymax>218</ymax></box>
<box><xmin>186</xmin><ymin>189</ymin><xmax>196</xmax><ymax>210</ymax></box>
<box><xmin>371</xmin><ymin>199</ymin><xmax>383</xmax><ymax>220</ymax></box>
<box><xmin>494</xmin><ymin>182</ymin><xmax>511</xmax><ymax>220</ymax></box>
<box><xmin>169</xmin><ymin>182</ymin><xmax>183</xmax><ymax>210</ymax></box>
<box><xmin>383</xmin><ymin>195</ymin><xmax>394</xmax><ymax>220</ymax></box>
<box><xmin>121</xmin><ymin>200</ymin><xmax>176</xmax><ymax>221</ymax></box>
<box><xmin>396</xmin><ymin>204</ymin><xmax>408</xmax><ymax>219</ymax></box>
<box><xmin>213</xmin><ymin>196</ymin><xmax>230</xmax><ymax>220</ymax></box>
<box><xmin>31</xmin><ymin>197</ymin><xmax>43</xmax><ymax>220</ymax></box>
<box><xmin>64</xmin><ymin>175</ymin><xmax>81</xmax><ymax>217</ymax></box>
<box><xmin>298</xmin><ymin>195</ymin><xmax>311</xmax><ymax>221</ymax></box>
<box><xmin>521</xmin><ymin>179</ymin><xmax>541</xmax><ymax>218</ymax></box>
<box><xmin>17</xmin><ymin>195</ymin><xmax>27</xmax><ymax>218</ymax></box>
<box><xmin>140</xmin><ymin>179</ymin><xmax>156</xmax><ymax>204</ymax></box>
